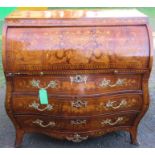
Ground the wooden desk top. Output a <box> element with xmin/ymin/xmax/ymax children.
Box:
<box><xmin>6</xmin><ymin>9</ymin><xmax>146</xmax><ymax>19</ymax></box>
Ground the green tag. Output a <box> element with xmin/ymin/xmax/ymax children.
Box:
<box><xmin>39</xmin><ymin>89</ymin><xmax>48</xmax><ymax>105</ymax></box>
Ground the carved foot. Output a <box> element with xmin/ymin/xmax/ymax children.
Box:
<box><xmin>15</xmin><ymin>129</ymin><xmax>25</xmax><ymax>148</ymax></box>
<box><xmin>129</xmin><ymin>128</ymin><xmax>139</xmax><ymax>145</ymax></box>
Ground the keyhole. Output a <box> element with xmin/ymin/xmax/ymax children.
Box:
<box><xmin>78</xmin><ymin>101</ymin><xmax>81</xmax><ymax>104</ymax></box>
<box><xmin>77</xmin><ymin>76</ymin><xmax>81</xmax><ymax>81</ymax></box>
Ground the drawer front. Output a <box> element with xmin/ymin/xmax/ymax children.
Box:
<box><xmin>24</xmin><ymin>127</ymin><xmax>130</xmax><ymax>142</ymax></box>
<box><xmin>13</xmin><ymin>74</ymin><xmax>141</xmax><ymax>95</ymax></box>
<box><xmin>15</xmin><ymin>113</ymin><xmax>137</xmax><ymax>132</ymax></box>
<box><xmin>12</xmin><ymin>93</ymin><xmax>142</xmax><ymax>116</ymax></box>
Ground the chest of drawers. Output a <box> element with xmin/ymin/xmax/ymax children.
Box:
<box><xmin>2</xmin><ymin>9</ymin><xmax>153</xmax><ymax>147</ymax></box>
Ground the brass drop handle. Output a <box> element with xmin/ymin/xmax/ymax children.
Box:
<box><xmin>71</xmin><ymin>99</ymin><xmax>87</xmax><ymax>108</ymax></box>
<box><xmin>66</xmin><ymin>133</ymin><xmax>88</xmax><ymax>142</ymax></box>
<box><xmin>30</xmin><ymin>79</ymin><xmax>57</xmax><ymax>89</ymax></box>
<box><xmin>99</xmin><ymin>78</ymin><xmax>125</xmax><ymax>88</ymax></box>
<box><xmin>29</xmin><ymin>101</ymin><xmax>53</xmax><ymax>111</ymax></box>
<box><xmin>103</xmin><ymin>99</ymin><xmax>127</xmax><ymax>110</ymax></box>
<box><xmin>101</xmin><ymin>117</ymin><xmax>123</xmax><ymax>126</ymax></box>
<box><xmin>70</xmin><ymin>75</ymin><xmax>87</xmax><ymax>84</ymax></box>
<box><xmin>71</xmin><ymin>120</ymin><xmax>87</xmax><ymax>125</ymax></box>
<box><xmin>33</xmin><ymin>119</ymin><xmax>56</xmax><ymax>128</ymax></box>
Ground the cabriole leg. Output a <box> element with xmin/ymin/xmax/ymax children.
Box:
<box><xmin>15</xmin><ymin>129</ymin><xmax>25</xmax><ymax>147</ymax></box>
<box><xmin>129</xmin><ymin>127</ymin><xmax>139</xmax><ymax>145</ymax></box>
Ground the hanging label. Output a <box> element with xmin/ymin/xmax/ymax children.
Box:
<box><xmin>39</xmin><ymin>88</ymin><xmax>48</xmax><ymax>105</ymax></box>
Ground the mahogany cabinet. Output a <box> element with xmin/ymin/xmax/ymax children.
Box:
<box><xmin>2</xmin><ymin>9</ymin><xmax>153</xmax><ymax>147</ymax></box>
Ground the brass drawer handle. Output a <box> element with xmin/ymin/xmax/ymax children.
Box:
<box><xmin>71</xmin><ymin>99</ymin><xmax>87</xmax><ymax>108</ymax></box>
<box><xmin>31</xmin><ymin>79</ymin><xmax>57</xmax><ymax>89</ymax></box>
<box><xmin>70</xmin><ymin>75</ymin><xmax>87</xmax><ymax>84</ymax></box>
<box><xmin>66</xmin><ymin>133</ymin><xmax>88</xmax><ymax>142</ymax></box>
<box><xmin>101</xmin><ymin>117</ymin><xmax>123</xmax><ymax>126</ymax></box>
<box><xmin>33</xmin><ymin>119</ymin><xmax>56</xmax><ymax>128</ymax></box>
<box><xmin>71</xmin><ymin>120</ymin><xmax>86</xmax><ymax>125</ymax></box>
<box><xmin>29</xmin><ymin>101</ymin><xmax>53</xmax><ymax>111</ymax></box>
<box><xmin>103</xmin><ymin>99</ymin><xmax>127</xmax><ymax>110</ymax></box>
<box><xmin>99</xmin><ymin>78</ymin><xmax>125</xmax><ymax>88</ymax></box>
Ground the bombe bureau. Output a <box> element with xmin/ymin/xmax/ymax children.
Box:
<box><xmin>2</xmin><ymin>9</ymin><xmax>153</xmax><ymax>147</ymax></box>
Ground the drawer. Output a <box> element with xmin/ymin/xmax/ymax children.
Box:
<box><xmin>12</xmin><ymin>93</ymin><xmax>142</xmax><ymax>116</ymax></box>
<box><xmin>15</xmin><ymin>112</ymin><xmax>137</xmax><ymax>132</ymax></box>
<box><xmin>24</xmin><ymin>127</ymin><xmax>130</xmax><ymax>142</ymax></box>
<box><xmin>13</xmin><ymin>74</ymin><xmax>142</xmax><ymax>95</ymax></box>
